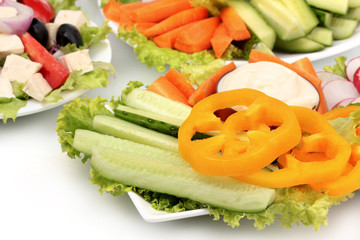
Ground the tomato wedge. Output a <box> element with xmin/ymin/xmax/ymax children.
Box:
<box><xmin>21</xmin><ymin>0</ymin><xmax>55</xmax><ymax>23</ymax></box>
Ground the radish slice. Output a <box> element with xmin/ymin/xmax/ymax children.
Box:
<box><xmin>333</xmin><ymin>98</ymin><xmax>356</xmax><ymax>108</ymax></box>
<box><xmin>316</xmin><ymin>71</ymin><xmax>347</xmax><ymax>88</ymax></box>
<box><xmin>0</xmin><ymin>0</ymin><xmax>34</xmax><ymax>35</ymax></box>
<box><xmin>353</xmin><ymin>67</ymin><xmax>360</xmax><ymax>93</ymax></box>
<box><xmin>346</xmin><ymin>56</ymin><xmax>360</xmax><ymax>82</ymax></box>
<box><xmin>322</xmin><ymin>79</ymin><xmax>360</xmax><ymax>110</ymax></box>
<box><xmin>351</xmin><ymin>96</ymin><xmax>360</xmax><ymax>104</ymax></box>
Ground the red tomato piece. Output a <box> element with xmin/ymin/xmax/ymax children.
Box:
<box><xmin>21</xmin><ymin>0</ymin><xmax>55</xmax><ymax>23</ymax></box>
<box><xmin>20</xmin><ymin>32</ymin><xmax>70</xmax><ymax>89</ymax></box>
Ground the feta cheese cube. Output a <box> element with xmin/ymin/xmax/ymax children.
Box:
<box><xmin>0</xmin><ymin>34</ymin><xmax>24</xmax><ymax>59</ymax></box>
<box><xmin>22</xmin><ymin>73</ymin><xmax>52</xmax><ymax>102</ymax></box>
<box><xmin>0</xmin><ymin>54</ymin><xmax>42</xmax><ymax>83</ymax></box>
<box><xmin>58</xmin><ymin>49</ymin><xmax>94</xmax><ymax>74</ymax></box>
<box><xmin>0</xmin><ymin>6</ymin><xmax>17</xmax><ymax>18</ymax></box>
<box><xmin>0</xmin><ymin>77</ymin><xmax>14</xmax><ymax>98</ymax></box>
<box><xmin>45</xmin><ymin>23</ymin><xmax>60</xmax><ymax>48</ymax></box>
<box><xmin>54</xmin><ymin>10</ymin><xmax>89</xmax><ymax>29</ymax></box>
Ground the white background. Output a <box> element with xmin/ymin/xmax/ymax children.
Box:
<box><xmin>1</xmin><ymin>1</ymin><xmax>360</xmax><ymax>239</ymax></box>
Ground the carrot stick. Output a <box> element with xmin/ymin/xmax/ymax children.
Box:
<box><xmin>188</xmin><ymin>62</ymin><xmax>237</xmax><ymax>106</ymax></box>
<box><xmin>143</xmin><ymin>7</ymin><xmax>209</xmax><ymax>38</ymax></box>
<box><xmin>174</xmin><ymin>17</ymin><xmax>220</xmax><ymax>54</ymax></box>
<box><xmin>291</xmin><ymin>57</ymin><xmax>317</xmax><ymax>77</ymax></box>
<box><xmin>210</xmin><ymin>23</ymin><xmax>233</xmax><ymax>58</ymax></box>
<box><xmin>152</xmin><ymin>22</ymin><xmax>193</xmax><ymax>49</ymax></box>
<box><xmin>130</xmin><ymin>0</ymin><xmax>192</xmax><ymax>23</ymax></box>
<box><xmin>220</xmin><ymin>7</ymin><xmax>251</xmax><ymax>41</ymax></box>
<box><xmin>147</xmin><ymin>76</ymin><xmax>191</xmax><ymax>106</ymax></box>
<box><xmin>125</xmin><ymin>22</ymin><xmax>156</xmax><ymax>34</ymax></box>
<box><xmin>164</xmin><ymin>68</ymin><xmax>195</xmax><ymax>99</ymax></box>
<box><xmin>248</xmin><ymin>49</ymin><xmax>328</xmax><ymax>113</ymax></box>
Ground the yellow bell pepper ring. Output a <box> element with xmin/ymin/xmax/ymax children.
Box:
<box><xmin>178</xmin><ymin>88</ymin><xmax>302</xmax><ymax>176</ymax></box>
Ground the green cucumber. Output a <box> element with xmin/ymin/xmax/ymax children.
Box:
<box><xmin>228</xmin><ymin>0</ymin><xmax>276</xmax><ymax>49</ymax></box>
<box><xmin>72</xmin><ymin>129</ymin><xmax>190</xmax><ymax>167</ymax></box>
<box><xmin>340</xmin><ymin>7</ymin><xmax>360</xmax><ymax>21</ymax></box>
<box><xmin>91</xmin><ymin>147</ymin><xmax>276</xmax><ymax>213</ymax></box>
<box><xmin>250</xmin><ymin>0</ymin><xmax>305</xmax><ymax>41</ymax></box>
<box><xmin>93</xmin><ymin>115</ymin><xmax>179</xmax><ymax>152</ymax></box>
<box><xmin>306</xmin><ymin>27</ymin><xmax>333</xmax><ymax>46</ymax></box>
<box><xmin>306</xmin><ymin>0</ymin><xmax>349</xmax><ymax>15</ymax></box>
<box><xmin>349</xmin><ymin>0</ymin><xmax>360</xmax><ymax>8</ymax></box>
<box><xmin>122</xmin><ymin>88</ymin><xmax>192</xmax><ymax>121</ymax></box>
<box><xmin>328</xmin><ymin>17</ymin><xmax>358</xmax><ymax>40</ymax></box>
<box><xmin>275</xmin><ymin>37</ymin><xmax>325</xmax><ymax>52</ymax></box>
<box><xmin>280</xmin><ymin>0</ymin><xmax>319</xmax><ymax>34</ymax></box>
<box><xmin>312</xmin><ymin>8</ymin><xmax>333</xmax><ymax>27</ymax></box>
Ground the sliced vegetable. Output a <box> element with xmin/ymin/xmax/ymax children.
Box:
<box><xmin>210</xmin><ymin>23</ymin><xmax>233</xmax><ymax>59</ymax></box>
<box><xmin>235</xmin><ymin>106</ymin><xmax>352</xmax><ymax>188</ymax></box>
<box><xmin>147</xmin><ymin>76</ymin><xmax>191</xmax><ymax>106</ymax></box>
<box><xmin>346</xmin><ymin>56</ymin><xmax>360</xmax><ymax>82</ymax></box>
<box><xmin>174</xmin><ymin>17</ymin><xmax>220</xmax><ymax>54</ymax></box>
<box><xmin>188</xmin><ymin>61</ymin><xmax>236</xmax><ymax>106</ymax></box>
<box><xmin>291</xmin><ymin>57</ymin><xmax>317</xmax><ymax>76</ymax></box>
<box><xmin>152</xmin><ymin>22</ymin><xmax>192</xmax><ymax>49</ymax></box>
<box><xmin>21</xmin><ymin>0</ymin><xmax>55</xmax><ymax>23</ymax></box>
<box><xmin>322</xmin><ymin>79</ymin><xmax>359</xmax><ymax>110</ymax></box>
<box><xmin>143</xmin><ymin>7</ymin><xmax>209</xmax><ymax>38</ymax></box>
<box><xmin>219</xmin><ymin>7</ymin><xmax>250</xmax><ymax>41</ymax></box>
<box><xmin>178</xmin><ymin>88</ymin><xmax>302</xmax><ymax>176</ymax></box>
<box><xmin>0</xmin><ymin>0</ymin><xmax>34</xmax><ymax>35</ymax></box>
<box><xmin>164</xmin><ymin>68</ymin><xmax>195</xmax><ymax>99</ymax></box>
<box><xmin>20</xmin><ymin>32</ymin><xmax>69</xmax><ymax>89</ymax></box>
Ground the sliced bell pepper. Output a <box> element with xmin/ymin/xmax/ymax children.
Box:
<box><xmin>178</xmin><ymin>88</ymin><xmax>302</xmax><ymax>176</ymax></box>
<box><xmin>322</xmin><ymin>105</ymin><xmax>360</xmax><ymax>120</ymax></box>
<box><xmin>235</xmin><ymin>106</ymin><xmax>352</xmax><ymax>188</ymax></box>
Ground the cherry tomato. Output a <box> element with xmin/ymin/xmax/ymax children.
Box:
<box><xmin>21</xmin><ymin>0</ymin><xmax>55</xmax><ymax>23</ymax></box>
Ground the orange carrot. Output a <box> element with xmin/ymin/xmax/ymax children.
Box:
<box><xmin>248</xmin><ymin>49</ymin><xmax>328</xmax><ymax>113</ymax></box>
<box><xmin>164</xmin><ymin>68</ymin><xmax>195</xmax><ymax>99</ymax></box>
<box><xmin>174</xmin><ymin>17</ymin><xmax>220</xmax><ymax>54</ymax></box>
<box><xmin>291</xmin><ymin>57</ymin><xmax>317</xmax><ymax>77</ymax></box>
<box><xmin>147</xmin><ymin>76</ymin><xmax>191</xmax><ymax>106</ymax></box>
<box><xmin>220</xmin><ymin>7</ymin><xmax>251</xmax><ymax>41</ymax></box>
<box><xmin>188</xmin><ymin>62</ymin><xmax>236</xmax><ymax>106</ymax></box>
<box><xmin>152</xmin><ymin>22</ymin><xmax>194</xmax><ymax>49</ymax></box>
<box><xmin>125</xmin><ymin>22</ymin><xmax>156</xmax><ymax>34</ymax></box>
<box><xmin>210</xmin><ymin>23</ymin><xmax>233</xmax><ymax>58</ymax></box>
<box><xmin>130</xmin><ymin>0</ymin><xmax>192</xmax><ymax>23</ymax></box>
<box><xmin>143</xmin><ymin>7</ymin><xmax>209</xmax><ymax>38</ymax></box>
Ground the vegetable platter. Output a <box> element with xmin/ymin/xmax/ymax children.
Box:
<box><xmin>99</xmin><ymin>0</ymin><xmax>360</xmax><ymax>72</ymax></box>
<box><xmin>0</xmin><ymin>0</ymin><xmax>114</xmax><ymax>123</ymax></box>
<box><xmin>2</xmin><ymin>1</ymin><xmax>360</xmax><ymax>240</ymax></box>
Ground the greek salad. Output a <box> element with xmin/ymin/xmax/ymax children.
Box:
<box><xmin>0</xmin><ymin>0</ymin><xmax>113</xmax><ymax>123</ymax></box>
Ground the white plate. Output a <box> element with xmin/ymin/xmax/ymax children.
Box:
<box><xmin>0</xmin><ymin>29</ymin><xmax>112</xmax><ymax>120</ymax></box>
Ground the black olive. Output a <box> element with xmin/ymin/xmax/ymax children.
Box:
<box><xmin>28</xmin><ymin>18</ymin><xmax>49</xmax><ymax>48</ymax></box>
<box><xmin>56</xmin><ymin>24</ymin><xmax>83</xmax><ymax>48</ymax></box>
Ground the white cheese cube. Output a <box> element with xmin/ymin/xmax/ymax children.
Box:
<box><xmin>58</xmin><ymin>49</ymin><xmax>93</xmax><ymax>74</ymax></box>
<box><xmin>22</xmin><ymin>73</ymin><xmax>52</xmax><ymax>102</ymax></box>
<box><xmin>54</xmin><ymin>10</ymin><xmax>89</xmax><ymax>29</ymax></box>
<box><xmin>0</xmin><ymin>77</ymin><xmax>14</xmax><ymax>98</ymax></box>
<box><xmin>0</xmin><ymin>6</ymin><xmax>17</xmax><ymax>18</ymax></box>
<box><xmin>0</xmin><ymin>34</ymin><xmax>24</xmax><ymax>59</ymax></box>
<box><xmin>0</xmin><ymin>54</ymin><xmax>42</xmax><ymax>83</ymax></box>
<box><xmin>45</xmin><ymin>23</ymin><xmax>60</xmax><ymax>48</ymax></box>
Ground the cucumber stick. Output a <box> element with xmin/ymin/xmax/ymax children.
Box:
<box><xmin>228</xmin><ymin>0</ymin><xmax>276</xmax><ymax>49</ymax></box>
<box><xmin>312</xmin><ymin>8</ymin><xmax>333</xmax><ymax>27</ymax></box>
<box><xmin>123</xmin><ymin>88</ymin><xmax>192</xmax><ymax>121</ymax></box>
<box><xmin>275</xmin><ymin>37</ymin><xmax>325</xmax><ymax>53</ymax></box>
<box><xmin>349</xmin><ymin>0</ymin><xmax>360</xmax><ymax>8</ymax></box>
<box><xmin>328</xmin><ymin>17</ymin><xmax>358</xmax><ymax>40</ymax></box>
<box><xmin>93</xmin><ymin>115</ymin><xmax>179</xmax><ymax>152</ymax></box>
<box><xmin>306</xmin><ymin>27</ymin><xmax>333</xmax><ymax>46</ymax></box>
<box><xmin>306</xmin><ymin>0</ymin><xmax>349</xmax><ymax>15</ymax></box>
<box><xmin>91</xmin><ymin>147</ymin><xmax>276</xmax><ymax>213</ymax></box>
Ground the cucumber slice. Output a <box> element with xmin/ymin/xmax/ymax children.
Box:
<box><xmin>250</xmin><ymin>0</ymin><xmax>305</xmax><ymax>41</ymax></box>
<box><xmin>228</xmin><ymin>0</ymin><xmax>276</xmax><ymax>49</ymax></box>
<box><xmin>312</xmin><ymin>8</ymin><xmax>333</xmax><ymax>27</ymax></box>
<box><xmin>328</xmin><ymin>17</ymin><xmax>358</xmax><ymax>40</ymax></box>
<box><xmin>275</xmin><ymin>37</ymin><xmax>325</xmax><ymax>53</ymax></box>
<box><xmin>340</xmin><ymin>7</ymin><xmax>360</xmax><ymax>21</ymax></box>
<box><xmin>306</xmin><ymin>27</ymin><xmax>333</xmax><ymax>46</ymax></box>
<box><xmin>123</xmin><ymin>88</ymin><xmax>192</xmax><ymax>121</ymax></box>
<box><xmin>73</xmin><ymin>129</ymin><xmax>189</xmax><ymax>167</ymax></box>
<box><xmin>349</xmin><ymin>0</ymin><xmax>360</xmax><ymax>8</ymax></box>
<box><xmin>93</xmin><ymin>115</ymin><xmax>179</xmax><ymax>152</ymax></box>
<box><xmin>306</xmin><ymin>0</ymin><xmax>349</xmax><ymax>15</ymax></box>
<box><xmin>91</xmin><ymin>147</ymin><xmax>276</xmax><ymax>213</ymax></box>
<box><xmin>280</xmin><ymin>0</ymin><xmax>319</xmax><ymax>34</ymax></box>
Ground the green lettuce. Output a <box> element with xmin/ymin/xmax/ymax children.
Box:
<box><xmin>48</xmin><ymin>0</ymin><xmax>80</xmax><ymax>13</ymax></box>
<box><xmin>329</xmin><ymin>108</ymin><xmax>360</xmax><ymax>144</ymax></box>
<box><xmin>323</xmin><ymin>56</ymin><xmax>347</xmax><ymax>78</ymax></box>
<box><xmin>100</xmin><ymin>0</ymin><xmax>140</xmax><ymax>8</ymax></box>
<box><xmin>57</xmin><ymin>93</ymin><xmax>353</xmax><ymax>230</ymax></box>
<box><xmin>0</xmin><ymin>98</ymin><xmax>27</xmax><ymax>123</ymax></box>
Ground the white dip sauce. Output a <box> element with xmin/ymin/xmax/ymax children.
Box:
<box><xmin>217</xmin><ymin>61</ymin><xmax>320</xmax><ymax>109</ymax></box>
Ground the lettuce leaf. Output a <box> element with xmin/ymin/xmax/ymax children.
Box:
<box><xmin>323</xmin><ymin>56</ymin><xmax>347</xmax><ymax>78</ymax></box>
<box><xmin>0</xmin><ymin>97</ymin><xmax>27</xmax><ymax>123</ymax></box>
<box><xmin>48</xmin><ymin>0</ymin><xmax>80</xmax><ymax>13</ymax></box>
<box><xmin>329</xmin><ymin>108</ymin><xmax>360</xmax><ymax>144</ymax></box>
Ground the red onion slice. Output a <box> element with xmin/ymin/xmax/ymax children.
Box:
<box><xmin>0</xmin><ymin>0</ymin><xmax>34</xmax><ymax>35</ymax></box>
